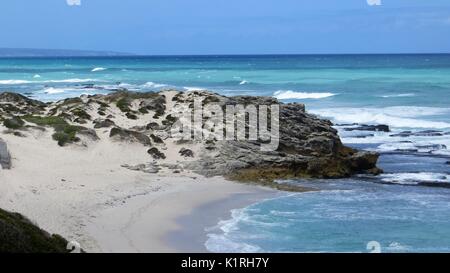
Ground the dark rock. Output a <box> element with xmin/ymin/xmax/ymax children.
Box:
<box><xmin>390</xmin><ymin>130</ymin><xmax>444</xmax><ymax>138</ymax></box>
<box><xmin>71</xmin><ymin>108</ymin><xmax>91</xmax><ymax>120</ymax></box>
<box><xmin>110</xmin><ymin>127</ymin><xmax>151</xmax><ymax>146</ymax></box>
<box><xmin>344</xmin><ymin>124</ymin><xmax>390</xmax><ymax>132</ymax></box>
<box><xmin>93</xmin><ymin>119</ymin><xmax>115</xmax><ymax>129</ymax></box>
<box><xmin>126</xmin><ymin>112</ymin><xmax>138</xmax><ymax>120</ymax></box>
<box><xmin>179</xmin><ymin>148</ymin><xmax>194</xmax><ymax>158</ymax></box>
<box><xmin>418</xmin><ymin>182</ymin><xmax>450</xmax><ymax>189</ymax></box>
<box><xmin>414</xmin><ymin>130</ymin><xmax>444</xmax><ymax>137</ymax></box>
<box><xmin>147</xmin><ymin>147</ymin><xmax>166</xmax><ymax>159</ymax></box>
<box><xmin>73</xmin><ymin>118</ymin><xmax>87</xmax><ymax>124</ymax></box>
<box><xmin>416</xmin><ymin>144</ymin><xmax>447</xmax><ymax>151</ymax></box>
<box><xmin>445</xmin><ymin>161</ymin><xmax>450</xmax><ymax>165</ymax></box>
<box><xmin>146</xmin><ymin>122</ymin><xmax>165</xmax><ymax>130</ymax></box>
<box><xmin>161</xmin><ymin>114</ymin><xmax>177</xmax><ymax>126</ymax></box>
<box><xmin>75</xmin><ymin>126</ymin><xmax>99</xmax><ymax>141</ymax></box>
<box><xmin>0</xmin><ymin>139</ymin><xmax>11</xmax><ymax>169</ymax></box>
<box><xmin>390</xmin><ymin>131</ymin><xmax>412</xmax><ymax>137</ymax></box>
<box><xmin>150</xmin><ymin>134</ymin><xmax>164</xmax><ymax>144</ymax></box>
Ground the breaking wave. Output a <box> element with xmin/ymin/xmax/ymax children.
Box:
<box><xmin>273</xmin><ymin>90</ymin><xmax>336</xmax><ymax>100</ymax></box>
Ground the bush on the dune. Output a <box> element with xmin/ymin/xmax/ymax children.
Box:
<box><xmin>0</xmin><ymin>208</ymin><xmax>71</xmax><ymax>253</ymax></box>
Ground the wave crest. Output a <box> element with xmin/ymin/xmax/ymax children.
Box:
<box><xmin>311</xmin><ymin>106</ymin><xmax>450</xmax><ymax>129</ymax></box>
<box><xmin>274</xmin><ymin>90</ymin><xmax>336</xmax><ymax>100</ymax></box>
<box><xmin>91</xmin><ymin>67</ymin><xmax>107</xmax><ymax>72</ymax></box>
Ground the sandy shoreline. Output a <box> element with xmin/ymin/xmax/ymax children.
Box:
<box><xmin>0</xmin><ymin>128</ymin><xmax>276</xmax><ymax>252</ymax></box>
<box><xmin>86</xmin><ymin>177</ymin><xmax>276</xmax><ymax>253</ymax></box>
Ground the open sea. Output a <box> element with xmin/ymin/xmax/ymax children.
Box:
<box><xmin>1</xmin><ymin>54</ymin><xmax>450</xmax><ymax>252</ymax></box>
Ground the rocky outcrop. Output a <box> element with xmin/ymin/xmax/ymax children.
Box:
<box><xmin>183</xmin><ymin>94</ymin><xmax>382</xmax><ymax>181</ymax></box>
<box><xmin>0</xmin><ymin>90</ymin><xmax>382</xmax><ymax>184</ymax></box>
<box><xmin>179</xmin><ymin>148</ymin><xmax>194</xmax><ymax>158</ymax></box>
<box><xmin>109</xmin><ymin>127</ymin><xmax>151</xmax><ymax>146</ymax></box>
<box><xmin>93</xmin><ymin>118</ymin><xmax>115</xmax><ymax>129</ymax></box>
<box><xmin>0</xmin><ymin>138</ymin><xmax>11</xmax><ymax>169</ymax></box>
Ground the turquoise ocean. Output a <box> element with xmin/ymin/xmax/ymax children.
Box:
<box><xmin>1</xmin><ymin>54</ymin><xmax>450</xmax><ymax>252</ymax></box>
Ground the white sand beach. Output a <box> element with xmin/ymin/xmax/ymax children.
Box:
<box><xmin>0</xmin><ymin>129</ymin><xmax>274</xmax><ymax>252</ymax></box>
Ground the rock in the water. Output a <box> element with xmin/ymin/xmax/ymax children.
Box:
<box><xmin>446</xmin><ymin>161</ymin><xmax>450</xmax><ymax>165</ymax></box>
<box><xmin>418</xmin><ymin>182</ymin><xmax>450</xmax><ymax>189</ymax></box>
<box><xmin>179</xmin><ymin>148</ymin><xmax>194</xmax><ymax>158</ymax></box>
<box><xmin>414</xmin><ymin>130</ymin><xmax>444</xmax><ymax>137</ymax></box>
<box><xmin>147</xmin><ymin>147</ymin><xmax>166</xmax><ymax>159</ymax></box>
<box><xmin>390</xmin><ymin>130</ymin><xmax>444</xmax><ymax>138</ymax></box>
<box><xmin>344</xmin><ymin>124</ymin><xmax>390</xmax><ymax>132</ymax></box>
<box><xmin>110</xmin><ymin>127</ymin><xmax>151</xmax><ymax>146</ymax></box>
<box><xmin>0</xmin><ymin>139</ymin><xmax>11</xmax><ymax>169</ymax></box>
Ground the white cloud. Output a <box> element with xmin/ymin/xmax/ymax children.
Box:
<box><xmin>67</xmin><ymin>0</ymin><xmax>81</xmax><ymax>6</ymax></box>
<box><xmin>367</xmin><ymin>0</ymin><xmax>382</xmax><ymax>6</ymax></box>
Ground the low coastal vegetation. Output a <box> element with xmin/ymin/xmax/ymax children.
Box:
<box><xmin>3</xmin><ymin>116</ymin><xmax>24</xmax><ymax>129</ymax></box>
<box><xmin>22</xmin><ymin>115</ymin><xmax>82</xmax><ymax>146</ymax></box>
<box><xmin>0</xmin><ymin>90</ymin><xmax>382</xmax><ymax>189</ymax></box>
<box><xmin>0</xmin><ymin>208</ymin><xmax>70</xmax><ymax>253</ymax></box>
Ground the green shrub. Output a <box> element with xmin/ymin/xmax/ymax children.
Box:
<box><xmin>3</xmin><ymin>116</ymin><xmax>24</xmax><ymax>129</ymax></box>
<box><xmin>162</xmin><ymin>114</ymin><xmax>177</xmax><ymax>126</ymax></box>
<box><xmin>0</xmin><ymin>207</ymin><xmax>71</xmax><ymax>253</ymax></box>
<box><xmin>71</xmin><ymin>108</ymin><xmax>91</xmax><ymax>120</ymax></box>
<box><xmin>138</xmin><ymin>107</ymin><xmax>149</xmax><ymax>114</ymax></box>
<box><xmin>23</xmin><ymin>115</ymin><xmax>81</xmax><ymax>146</ymax></box>
<box><xmin>116</xmin><ymin>98</ymin><xmax>131</xmax><ymax>113</ymax></box>
<box><xmin>23</xmin><ymin>115</ymin><xmax>67</xmax><ymax>127</ymax></box>
<box><xmin>126</xmin><ymin>112</ymin><xmax>138</xmax><ymax>120</ymax></box>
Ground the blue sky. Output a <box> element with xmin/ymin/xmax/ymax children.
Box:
<box><xmin>1</xmin><ymin>0</ymin><xmax>450</xmax><ymax>54</ymax></box>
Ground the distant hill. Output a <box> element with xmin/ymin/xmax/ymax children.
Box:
<box><xmin>0</xmin><ymin>48</ymin><xmax>134</xmax><ymax>57</ymax></box>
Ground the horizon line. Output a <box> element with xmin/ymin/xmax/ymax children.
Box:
<box><xmin>1</xmin><ymin>53</ymin><xmax>450</xmax><ymax>58</ymax></box>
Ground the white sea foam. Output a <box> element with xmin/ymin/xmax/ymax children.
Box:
<box><xmin>312</xmin><ymin>106</ymin><xmax>450</xmax><ymax>129</ymax></box>
<box><xmin>379</xmin><ymin>93</ymin><xmax>415</xmax><ymax>98</ymax></box>
<box><xmin>142</xmin><ymin>81</ymin><xmax>168</xmax><ymax>89</ymax></box>
<box><xmin>273</xmin><ymin>90</ymin><xmax>336</xmax><ymax>100</ymax></box>
<box><xmin>380</xmin><ymin>172</ymin><xmax>450</xmax><ymax>185</ymax></box>
<box><xmin>0</xmin><ymin>80</ymin><xmax>31</xmax><ymax>84</ymax></box>
<box><xmin>42</xmin><ymin>87</ymin><xmax>68</xmax><ymax>94</ymax></box>
<box><xmin>205</xmin><ymin>208</ymin><xmax>263</xmax><ymax>253</ymax></box>
<box><xmin>386</xmin><ymin>242</ymin><xmax>411</xmax><ymax>252</ymax></box>
<box><xmin>205</xmin><ymin>234</ymin><xmax>262</xmax><ymax>253</ymax></box>
<box><xmin>91</xmin><ymin>67</ymin><xmax>107</xmax><ymax>72</ymax></box>
<box><xmin>33</xmin><ymin>74</ymin><xmax>41</xmax><ymax>78</ymax></box>
<box><xmin>239</xmin><ymin>80</ymin><xmax>249</xmax><ymax>85</ymax></box>
<box><xmin>44</xmin><ymin>78</ymin><xmax>99</xmax><ymax>83</ymax></box>
<box><xmin>184</xmin><ymin>86</ymin><xmax>208</xmax><ymax>92</ymax></box>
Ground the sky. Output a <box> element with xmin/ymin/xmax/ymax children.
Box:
<box><xmin>0</xmin><ymin>0</ymin><xmax>450</xmax><ymax>55</ymax></box>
